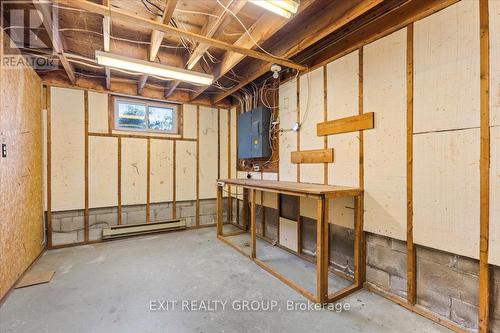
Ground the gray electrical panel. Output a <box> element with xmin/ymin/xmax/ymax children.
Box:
<box><xmin>237</xmin><ymin>106</ymin><xmax>272</xmax><ymax>159</ymax></box>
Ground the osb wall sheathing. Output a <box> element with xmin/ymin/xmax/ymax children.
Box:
<box><xmin>0</xmin><ymin>31</ymin><xmax>44</xmax><ymax>300</ymax></box>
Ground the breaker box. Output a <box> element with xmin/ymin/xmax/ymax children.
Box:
<box><xmin>237</xmin><ymin>106</ymin><xmax>272</xmax><ymax>159</ymax></box>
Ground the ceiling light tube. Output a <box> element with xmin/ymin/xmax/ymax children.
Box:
<box><xmin>248</xmin><ymin>0</ymin><xmax>299</xmax><ymax>18</ymax></box>
<box><xmin>95</xmin><ymin>51</ymin><xmax>214</xmax><ymax>85</ymax></box>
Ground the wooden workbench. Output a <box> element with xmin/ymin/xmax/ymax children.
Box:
<box><xmin>216</xmin><ymin>179</ymin><xmax>364</xmax><ymax>304</ymax></box>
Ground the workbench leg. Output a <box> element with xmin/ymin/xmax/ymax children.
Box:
<box><xmin>216</xmin><ymin>184</ymin><xmax>223</xmax><ymax>236</ymax></box>
<box><xmin>242</xmin><ymin>188</ymin><xmax>249</xmax><ymax>231</ymax></box>
<box><xmin>250</xmin><ymin>189</ymin><xmax>256</xmax><ymax>259</ymax></box>
<box><xmin>316</xmin><ymin>196</ymin><xmax>328</xmax><ymax>303</ymax></box>
<box><xmin>353</xmin><ymin>195</ymin><xmax>363</xmax><ymax>286</ymax></box>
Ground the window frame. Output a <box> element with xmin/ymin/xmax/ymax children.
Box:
<box><xmin>113</xmin><ymin>97</ymin><xmax>179</xmax><ymax>135</ymax></box>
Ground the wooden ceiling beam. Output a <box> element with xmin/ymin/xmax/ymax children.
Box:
<box><xmin>165</xmin><ymin>0</ymin><xmax>246</xmax><ymax>98</ymax></box>
<box><xmin>52</xmin><ymin>0</ymin><xmax>307</xmax><ymax>71</ymax></box>
<box><xmin>138</xmin><ymin>0</ymin><xmax>178</xmax><ymax>95</ymax></box>
<box><xmin>34</xmin><ymin>1</ymin><xmax>76</xmax><ymax>84</ymax></box>
<box><xmin>102</xmin><ymin>0</ymin><xmax>111</xmax><ymax>89</ymax></box>
<box><xmin>189</xmin><ymin>0</ymin><xmax>315</xmax><ymax>101</ymax></box>
<box><xmin>211</xmin><ymin>0</ymin><xmax>385</xmax><ymax>103</ymax></box>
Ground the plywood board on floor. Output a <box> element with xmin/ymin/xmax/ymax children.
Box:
<box><xmin>176</xmin><ymin>141</ymin><xmax>196</xmax><ymax>201</ymax></box>
<box><xmin>16</xmin><ymin>271</ymin><xmax>54</xmax><ymax>289</ymax></box>
<box><xmin>489</xmin><ymin>126</ymin><xmax>500</xmax><ymax>265</ymax></box>
<box><xmin>51</xmin><ymin>87</ymin><xmax>85</xmax><ymax>211</ymax></box>
<box><xmin>150</xmin><ymin>139</ymin><xmax>173</xmax><ymax>203</ymax></box>
<box><xmin>88</xmin><ymin>91</ymin><xmax>108</xmax><ymax>133</ymax></box>
<box><xmin>363</xmin><ymin>28</ymin><xmax>407</xmax><ymax>241</ymax></box>
<box><xmin>89</xmin><ymin>136</ymin><xmax>118</xmax><ymax>208</ymax></box>
<box><xmin>199</xmin><ymin>106</ymin><xmax>218</xmax><ymax>199</ymax></box>
<box><xmin>414</xmin><ymin>1</ymin><xmax>480</xmax><ymax>133</ymax></box>
<box><xmin>327</xmin><ymin>50</ymin><xmax>359</xmax><ymax>188</ymax></box>
<box><xmin>414</xmin><ymin>128</ymin><xmax>480</xmax><ymax>260</ymax></box>
<box><xmin>279</xmin><ymin>78</ymin><xmax>297</xmax><ymax>182</ymax></box>
<box><xmin>121</xmin><ymin>138</ymin><xmax>147</xmax><ymax>205</ymax></box>
<box><xmin>299</xmin><ymin>68</ymin><xmax>324</xmax><ymax>184</ymax></box>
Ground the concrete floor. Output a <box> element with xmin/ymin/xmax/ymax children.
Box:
<box><xmin>0</xmin><ymin>227</ymin><xmax>451</xmax><ymax>333</ymax></box>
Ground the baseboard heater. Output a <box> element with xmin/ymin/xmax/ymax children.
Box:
<box><xmin>102</xmin><ymin>219</ymin><xmax>186</xmax><ymax>239</ymax></box>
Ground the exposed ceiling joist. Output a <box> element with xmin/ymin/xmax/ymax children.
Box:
<box><xmin>138</xmin><ymin>0</ymin><xmax>178</xmax><ymax>95</ymax></box>
<box><xmin>102</xmin><ymin>0</ymin><xmax>111</xmax><ymax>89</ymax></box>
<box><xmin>52</xmin><ymin>0</ymin><xmax>307</xmax><ymax>72</ymax></box>
<box><xmin>189</xmin><ymin>0</ymin><xmax>315</xmax><ymax>101</ymax></box>
<box><xmin>34</xmin><ymin>0</ymin><xmax>76</xmax><ymax>84</ymax></box>
<box><xmin>166</xmin><ymin>0</ymin><xmax>247</xmax><ymax>98</ymax></box>
<box><xmin>212</xmin><ymin>0</ymin><xmax>385</xmax><ymax>103</ymax></box>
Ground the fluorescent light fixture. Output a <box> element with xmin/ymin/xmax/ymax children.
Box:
<box><xmin>248</xmin><ymin>0</ymin><xmax>299</xmax><ymax>18</ymax></box>
<box><xmin>95</xmin><ymin>51</ymin><xmax>214</xmax><ymax>85</ymax></box>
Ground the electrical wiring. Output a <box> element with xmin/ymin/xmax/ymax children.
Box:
<box><xmin>215</xmin><ymin>0</ymin><xmax>282</xmax><ymax>59</ymax></box>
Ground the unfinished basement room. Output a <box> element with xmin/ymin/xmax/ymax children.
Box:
<box><xmin>0</xmin><ymin>0</ymin><xmax>499</xmax><ymax>332</ymax></box>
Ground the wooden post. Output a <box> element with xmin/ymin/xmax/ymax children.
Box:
<box><xmin>216</xmin><ymin>184</ymin><xmax>223</xmax><ymax>236</ymax></box>
<box><xmin>84</xmin><ymin>90</ymin><xmax>89</xmax><ymax>242</ymax></box>
<box><xmin>146</xmin><ymin>138</ymin><xmax>151</xmax><ymax>223</ymax></box>
<box><xmin>242</xmin><ymin>188</ymin><xmax>249</xmax><ymax>230</ymax></box>
<box><xmin>406</xmin><ymin>23</ymin><xmax>416</xmax><ymax>305</ymax></box>
<box><xmin>353</xmin><ymin>195</ymin><xmax>363</xmax><ymax>286</ymax></box>
<box><xmin>46</xmin><ymin>86</ymin><xmax>52</xmax><ymax>247</ymax></box>
<box><xmin>117</xmin><ymin>137</ymin><xmax>122</xmax><ymax>225</ymax></box>
<box><xmin>478</xmin><ymin>0</ymin><xmax>490</xmax><ymax>332</ymax></box>
<box><xmin>316</xmin><ymin>196</ymin><xmax>328</xmax><ymax>303</ymax></box>
<box><xmin>251</xmin><ymin>189</ymin><xmax>257</xmax><ymax>258</ymax></box>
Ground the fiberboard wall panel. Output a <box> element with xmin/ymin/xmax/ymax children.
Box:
<box><xmin>279</xmin><ymin>78</ymin><xmax>297</xmax><ymax>181</ymax></box>
<box><xmin>176</xmin><ymin>141</ymin><xmax>197</xmax><ymax>202</ymax></box>
<box><xmin>363</xmin><ymin>29</ymin><xmax>407</xmax><ymax>240</ymax></box>
<box><xmin>220</xmin><ymin>109</ymin><xmax>229</xmax><ymax>180</ymax></box>
<box><xmin>88</xmin><ymin>91</ymin><xmax>108</xmax><ymax>133</ymax></box>
<box><xmin>299</xmin><ymin>68</ymin><xmax>324</xmax><ymax>184</ymax></box>
<box><xmin>491</xmin><ymin>0</ymin><xmax>500</xmax><ymax>126</ymax></box>
<box><xmin>183</xmin><ymin>104</ymin><xmax>197</xmax><ymax>139</ymax></box>
<box><xmin>51</xmin><ymin>87</ymin><xmax>85</xmax><ymax>211</ymax></box>
<box><xmin>326</xmin><ymin>51</ymin><xmax>359</xmax><ymax>229</ymax></box>
<box><xmin>230</xmin><ymin>107</ymin><xmax>237</xmax><ymax>178</ymax></box>
<box><xmin>89</xmin><ymin>136</ymin><xmax>117</xmax><ymax>208</ymax></box>
<box><xmin>121</xmin><ymin>138</ymin><xmax>147</xmax><ymax>205</ymax></box>
<box><xmin>326</xmin><ymin>50</ymin><xmax>359</xmax><ymax>188</ymax></box>
<box><xmin>150</xmin><ymin>139</ymin><xmax>174</xmax><ymax>203</ymax></box>
<box><xmin>490</xmin><ymin>127</ymin><xmax>500</xmax><ymax>265</ymax></box>
<box><xmin>199</xmin><ymin>106</ymin><xmax>218</xmax><ymax>199</ymax></box>
<box><xmin>414</xmin><ymin>129</ymin><xmax>480</xmax><ymax>260</ymax></box>
<box><xmin>414</xmin><ymin>1</ymin><xmax>480</xmax><ymax>133</ymax></box>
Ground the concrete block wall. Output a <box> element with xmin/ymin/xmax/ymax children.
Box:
<box><xmin>365</xmin><ymin>232</ymin><xmax>500</xmax><ymax>330</ymax></box>
<box><xmin>51</xmin><ymin>198</ymin><xmax>226</xmax><ymax>246</ymax></box>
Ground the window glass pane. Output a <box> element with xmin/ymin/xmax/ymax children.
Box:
<box><xmin>148</xmin><ymin>106</ymin><xmax>174</xmax><ymax>132</ymax></box>
<box><xmin>117</xmin><ymin>102</ymin><xmax>146</xmax><ymax>129</ymax></box>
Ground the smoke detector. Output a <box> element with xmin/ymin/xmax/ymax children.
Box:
<box><xmin>271</xmin><ymin>64</ymin><xmax>281</xmax><ymax>79</ymax></box>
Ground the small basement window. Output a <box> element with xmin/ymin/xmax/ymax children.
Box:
<box><xmin>114</xmin><ymin>97</ymin><xmax>178</xmax><ymax>134</ymax></box>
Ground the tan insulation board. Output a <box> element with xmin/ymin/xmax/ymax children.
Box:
<box><xmin>326</xmin><ymin>50</ymin><xmax>359</xmax><ymax>188</ymax></box>
<box><xmin>50</xmin><ymin>87</ymin><xmax>85</xmax><ymax>211</ymax></box>
<box><xmin>279</xmin><ymin>78</ymin><xmax>298</xmax><ymax>181</ymax></box>
<box><xmin>491</xmin><ymin>0</ymin><xmax>500</xmax><ymax>126</ymax></box>
<box><xmin>299</xmin><ymin>68</ymin><xmax>324</xmax><ymax>184</ymax></box>
<box><xmin>219</xmin><ymin>109</ymin><xmax>229</xmax><ymax>198</ymax></box>
<box><xmin>262</xmin><ymin>172</ymin><xmax>278</xmax><ymax>181</ymax></box>
<box><xmin>490</xmin><ymin>127</ymin><xmax>500</xmax><ymax>265</ymax></box>
<box><xmin>263</xmin><ymin>192</ymin><xmax>278</xmax><ymax>209</ymax></box>
<box><xmin>89</xmin><ymin>136</ymin><xmax>118</xmax><ymax>208</ymax></box>
<box><xmin>121</xmin><ymin>138</ymin><xmax>147</xmax><ymax>205</ymax></box>
<box><xmin>414</xmin><ymin>1</ymin><xmax>480</xmax><ymax>133</ymax></box>
<box><xmin>150</xmin><ymin>139</ymin><xmax>174</xmax><ymax>203</ymax></box>
<box><xmin>230</xmin><ymin>107</ymin><xmax>237</xmax><ymax>178</ymax></box>
<box><xmin>414</xmin><ymin>129</ymin><xmax>480</xmax><ymax>259</ymax></box>
<box><xmin>0</xmin><ymin>29</ymin><xmax>44</xmax><ymax>300</ymax></box>
<box><xmin>328</xmin><ymin>197</ymin><xmax>355</xmax><ymax>229</ymax></box>
<box><xmin>300</xmin><ymin>197</ymin><xmax>316</xmax><ymax>220</ymax></box>
<box><xmin>279</xmin><ymin>217</ymin><xmax>298</xmax><ymax>252</ymax></box>
<box><xmin>88</xmin><ymin>91</ymin><xmax>108</xmax><ymax>133</ymax></box>
<box><xmin>363</xmin><ymin>29</ymin><xmax>407</xmax><ymax>241</ymax></box>
<box><xmin>176</xmin><ymin>141</ymin><xmax>197</xmax><ymax>201</ymax></box>
<box><xmin>199</xmin><ymin>106</ymin><xmax>218</xmax><ymax>199</ymax></box>
<box><xmin>183</xmin><ymin>104</ymin><xmax>197</xmax><ymax>139</ymax></box>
